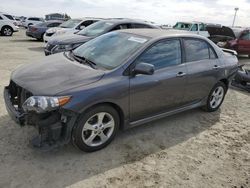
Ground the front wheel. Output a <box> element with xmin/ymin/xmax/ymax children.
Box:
<box><xmin>72</xmin><ymin>105</ymin><xmax>120</xmax><ymax>152</ymax></box>
<box><xmin>203</xmin><ymin>82</ymin><xmax>227</xmax><ymax>112</ymax></box>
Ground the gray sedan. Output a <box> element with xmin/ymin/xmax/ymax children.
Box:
<box><xmin>26</xmin><ymin>20</ymin><xmax>64</xmax><ymax>41</ymax></box>
<box><xmin>4</xmin><ymin>29</ymin><xmax>238</xmax><ymax>152</ymax></box>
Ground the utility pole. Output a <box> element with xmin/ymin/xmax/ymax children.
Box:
<box><xmin>232</xmin><ymin>7</ymin><xmax>239</xmax><ymax>27</ymax></box>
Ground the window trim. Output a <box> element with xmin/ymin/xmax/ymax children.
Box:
<box><xmin>181</xmin><ymin>37</ymin><xmax>218</xmax><ymax>63</ymax></box>
<box><xmin>133</xmin><ymin>38</ymin><xmax>184</xmax><ymax>71</ymax></box>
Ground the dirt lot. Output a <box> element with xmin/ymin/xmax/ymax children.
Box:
<box><xmin>0</xmin><ymin>29</ymin><xmax>249</xmax><ymax>188</ymax></box>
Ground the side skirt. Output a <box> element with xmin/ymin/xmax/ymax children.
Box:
<box><xmin>129</xmin><ymin>100</ymin><xmax>205</xmax><ymax>128</ymax></box>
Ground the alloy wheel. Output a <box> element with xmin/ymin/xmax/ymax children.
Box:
<box><xmin>82</xmin><ymin>112</ymin><xmax>115</xmax><ymax>147</ymax></box>
<box><xmin>3</xmin><ymin>28</ymin><xmax>12</xmax><ymax>36</ymax></box>
<box><xmin>210</xmin><ymin>86</ymin><xmax>224</xmax><ymax>109</ymax></box>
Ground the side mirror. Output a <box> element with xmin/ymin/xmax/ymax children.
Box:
<box><xmin>79</xmin><ymin>26</ymin><xmax>85</xmax><ymax>30</ymax></box>
<box><xmin>133</xmin><ymin>63</ymin><xmax>155</xmax><ymax>76</ymax></box>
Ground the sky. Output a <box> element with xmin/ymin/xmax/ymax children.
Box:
<box><xmin>0</xmin><ymin>0</ymin><xmax>250</xmax><ymax>26</ymax></box>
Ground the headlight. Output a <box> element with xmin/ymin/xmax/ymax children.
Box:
<box><xmin>52</xmin><ymin>44</ymin><xmax>73</xmax><ymax>52</ymax></box>
<box><xmin>22</xmin><ymin>96</ymin><xmax>71</xmax><ymax>113</ymax></box>
<box><xmin>54</xmin><ymin>30</ymin><xmax>66</xmax><ymax>36</ymax></box>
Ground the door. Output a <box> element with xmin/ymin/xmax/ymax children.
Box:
<box><xmin>129</xmin><ymin>39</ymin><xmax>188</xmax><ymax>122</ymax></box>
<box><xmin>237</xmin><ymin>30</ymin><xmax>250</xmax><ymax>54</ymax></box>
<box><xmin>182</xmin><ymin>38</ymin><xmax>220</xmax><ymax>104</ymax></box>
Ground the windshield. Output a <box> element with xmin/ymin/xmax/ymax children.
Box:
<box><xmin>77</xmin><ymin>21</ymin><xmax>114</xmax><ymax>37</ymax></box>
<box><xmin>73</xmin><ymin>32</ymin><xmax>149</xmax><ymax>70</ymax></box>
<box><xmin>60</xmin><ymin>19</ymin><xmax>81</xmax><ymax>28</ymax></box>
<box><xmin>173</xmin><ymin>22</ymin><xmax>192</xmax><ymax>30</ymax></box>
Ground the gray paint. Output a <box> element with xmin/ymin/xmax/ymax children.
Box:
<box><xmin>11</xmin><ymin>29</ymin><xmax>238</xmax><ymax>128</ymax></box>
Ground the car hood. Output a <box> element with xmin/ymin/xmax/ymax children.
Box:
<box><xmin>11</xmin><ymin>53</ymin><xmax>105</xmax><ymax>96</ymax></box>
<box><xmin>207</xmin><ymin>25</ymin><xmax>236</xmax><ymax>39</ymax></box>
<box><xmin>49</xmin><ymin>34</ymin><xmax>92</xmax><ymax>45</ymax></box>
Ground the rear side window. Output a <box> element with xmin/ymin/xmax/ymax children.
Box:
<box><xmin>3</xmin><ymin>14</ymin><xmax>14</xmax><ymax>20</ymax></box>
<box><xmin>29</xmin><ymin>17</ymin><xmax>40</xmax><ymax>21</ymax></box>
<box><xmin>131</xmin><ymin>23</ymin><xmax>153</xmax><ymax>29</ymax></box>
<box><xmin>112</xmin><ymin>24</ymin><xmax>129</xmax><ymax>30</ymax></box>
<box><xmin>0</xmin><ymin>16</ymin><xmax>3</xmax><ymax>20</ymax></box>
<box><xmin>47</xmin><ymin>22</ymin><xmax>61</xmax><ymax>27</ymax></box>
<box><xmin>136</xmin><ymin>39</ymin><xmax>182</xmax><ymax>70</ymax></box>
<box><xmin>184</xmin><ymin>39</ymin><xmax>212</xmax><ymax>62</ymax></box>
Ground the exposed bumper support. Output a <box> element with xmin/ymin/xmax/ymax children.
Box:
<box><xmin>4</xmin><ymin>87</ymin><xmax>78</xmax><ymax>151</ymax></box>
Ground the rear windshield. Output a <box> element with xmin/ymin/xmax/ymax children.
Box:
<box><xmin>36</xmin><ymin>22</ymin><xmax>47</xmax><ymax>27</ymax></box>
<box><xmin>60</xmin><ymin>19</ymin><xmax>81</xmax><ymax>28</ymax></box>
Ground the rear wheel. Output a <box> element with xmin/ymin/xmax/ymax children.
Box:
<box><xmin>203</xmin><ymin>81</ymin><xmax>227</xmax><ymax>112</ymax></box>
<box><xmin>1</xmin><ymin>26</ymin><xmax>13</xmax><ymax>36</ymax></box>
<box><xmin>72</xmin><ymin>105</ymin><xmax>120</xmax><ymax>152</ymax></box>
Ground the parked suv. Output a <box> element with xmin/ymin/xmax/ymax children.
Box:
<box><xmin>22</xmin><ymin>17</ymin><xmax>44</xmax><ymax>28</ymax></box>
<box><xmin>44</xmin><ymin>19</ymin><xmax>159</xmax><ymax>55</ymax></box>
<box><xmin>44</xmin><ymin>18</ymin><xmax>101</xmax><ymax>43</ymax></box>
<box><xmin>173</xmin><ymin>21</ymin><xmax>210</xmax><ymax>37</ymax></box>
<box><xmin>4</xmin><ymin>29</ymin><xmax>238</xmax><ymax>152</ymax></box>
<box><xmin>0</xmin><ymin>13</ymin><xmax>19</xmax><ymax>36</ymax></box>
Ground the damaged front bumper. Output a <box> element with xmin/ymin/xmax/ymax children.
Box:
<box><xmin>4</xmin><ymin>86</ymin><xmax>78</xmax><ymax>150</ymax></box>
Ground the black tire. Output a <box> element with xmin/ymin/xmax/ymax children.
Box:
<box><xmin>72</xmin><ymin>105</ymin><xmax>120</xmax><ymax>152</ymax></box>
<box><xmin>202</xmin><ymin>81</ymin><xmax>227</xmax><ymax>112</ymax></box>
<box><xmin>1</xmin><ymin>26</ymin><xmax>13</xmax><ymax>36</ymax></box>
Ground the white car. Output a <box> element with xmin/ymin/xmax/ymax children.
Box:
<box><xmin>0</xmin><ymin>13</ymin><xmax>19</xmax><ymax>36</ymax></box>
<box><xmin>44</xmin><ymin>18</ymin><xmax>100</xmax><ymax>43</ymax></box>
<box><xmin>22</xmin><ymin>17</ymin><xmax>44</xmax><ymax>28</ymax></box>
<box><xmin>173</xmin><ymin>21</ymin><xmax>210</xmax><ymax>37</ymax></box>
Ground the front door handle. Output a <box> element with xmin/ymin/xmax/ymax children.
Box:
<box><xmin>176</xmin><ymin>72</ymin><xmax>186</xmax><ymax>77</ymax></box>
<box><xmin>213</xmin><ymin>65</ymin><xmax>221</xmax><ymax>69</ymax></box>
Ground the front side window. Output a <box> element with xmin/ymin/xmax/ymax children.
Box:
<box><xmin>136</xmin><ymin>39</ymin><xmax>182</xmax><ymax>70</ymax></box>
<box><xmin>73</xmin><ymin>32</ymin><xmax>148</xmax><ymax>70</ymax></box>
<box><xmin>184</xmin><ymin>39</ymin><xmax>216</xmax><ymax>62</ymax></box>
<box><xmin>190</xmin><ymin>24</ymin><xmax>198</xmax><ymax>31</ymax></box>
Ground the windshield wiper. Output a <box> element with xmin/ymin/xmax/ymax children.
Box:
<box><xmin>71</xmin><ymin>52</ymin><xmax>97</xmax><ymax>69</ymax></box>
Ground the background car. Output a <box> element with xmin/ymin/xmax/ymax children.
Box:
<box><xmin>173</xmin><ymin>21</ymin><xmax>210</xmax><ymax>37</ymax></box>
<box><xmin>44</xmin><ymin>18</ymin><xmax>101</xmax><ymax>43</ymax></box>
<box><xmin>26</xmin><ymin>20</ymin><xmax>64</xmax><ymax>41</ymax></box>
<box><xmin>0</xmin><ymin>13</ymin><xmax>19</xmax><ymax>36</ymax></box>
<box><xmin>4</xmin><ymin>29</ymin><xmax>238</xmax><ymax>152</ymax></box>
<box><xmin>22</xmin><ymin>17</ymin><xmax>44</xmax><ymax>28</ymax></box>
<box><xmin>207</xmin><ymin>26</ymin><xmax>250</xmax><ymax>57</ymax></box>
<box><xmin>44</xmin><ymin>19</ymin><xmax>160</xmax><ymax>55</ymax></box>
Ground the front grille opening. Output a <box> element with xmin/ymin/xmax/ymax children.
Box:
<box><xmin>9</xmin><ymin>81</ymin><xmax>33</xmax><ymax>112</ymax></box>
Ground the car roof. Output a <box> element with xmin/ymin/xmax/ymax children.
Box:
<box><xmin>101</xmin><ymin>18</ymin><xmax>158</xmax><ymax>27</ymax></box>
<box><xmin>118</xmin><ymin>29</ymin><xmax>198</xmax><ymax>39</ymax></box>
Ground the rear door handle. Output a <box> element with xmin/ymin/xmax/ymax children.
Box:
<box><xmin>176</xmin><ymin>72</ymin><xmax>186</xmax><ymax>77</ymax></box>
<box><xmin>213</xmin><ymin>65</ymin><xmax>221</xmax><ymax>69</ymax></box>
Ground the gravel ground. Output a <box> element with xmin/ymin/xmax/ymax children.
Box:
<box><xmin>0</xmin><ymin>29</ymin><xmax>249</xmax><ymax>188</ymax></box>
